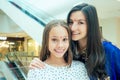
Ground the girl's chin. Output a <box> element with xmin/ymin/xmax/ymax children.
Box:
<box><xmin>55</xmin><ymin>55</ymin><xmax>64</xmax><ymax>58</ymax></box>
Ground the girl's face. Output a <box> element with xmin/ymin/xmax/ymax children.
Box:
<box><xmin>69</xmin><ymin>11</ymin><xmax>87</xmax><ymax>41</ymax></box>
<box><xmin>48</xmin><ymin>26</ymin><xmax>69</xmax><ymax>59</ymax></box>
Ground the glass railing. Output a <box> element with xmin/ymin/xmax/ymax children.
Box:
<box><xmin>0</xmin><ymin>51</ymin><xmax>38</xmax><ymax>79</ymax></box>
<box><xmin>0</xmin><ymin>71</ymin><xmax>6</xmax><ymax>80</ymax></box>
<box><xmin>0</xmin><ymin>61</ymin><xmax>28</xmax><ymax>80</ymax></box>
<box><xmin>8</xmin><ymin>0</ymin><xmax>55</xmax><ymax>26</ymax></box>
<box><xmin>6</xmin><ymin>61</ymin><xmax>27</xmax><ymax>80</ymax></box>
<box><xmin>5</xmin><ymin>55</ymin><xmax>27</xmax><ymax>80</ymax></box>
<box><xmin>0</xmin><ymin>51</ymin><xmax>39</xmax><ymax>80</ymax></box>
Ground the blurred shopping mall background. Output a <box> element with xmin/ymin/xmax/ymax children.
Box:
<box><xmin>0</xmin><ymin>0</ymin><xmax>120</xmax><ymax>80</ymax></box>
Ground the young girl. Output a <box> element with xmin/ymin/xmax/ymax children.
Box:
<box><xmin>27</xmin><ymin>20</ymin><xmax>89</xmax><ymax>80</ymax></box>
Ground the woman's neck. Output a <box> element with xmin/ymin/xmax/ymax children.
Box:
<box><xmin>45</xmin><ymin>56</ymin><xmax>67</xmax><ymax>67</ymax></box>
<box><xmin>78</xmin><ymin>38</ymin><xmax>87</xmax><ymax>50</ymax></box>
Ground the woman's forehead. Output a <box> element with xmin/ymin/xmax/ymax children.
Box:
<box><xmin>70</xmin><ymin>11</ymin><xmax>86</xmax><ymax>20</ymax></box>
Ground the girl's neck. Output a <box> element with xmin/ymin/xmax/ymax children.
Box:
<box><xmin>45</xmin><ymin>56</ymin><xmax>67</xmax><ymax>67</ymax></box>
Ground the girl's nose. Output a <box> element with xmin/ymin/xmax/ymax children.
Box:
<box><xmin>57</xmin><ymin>41</ymin><xmax>64</xmax><ymax>48</ymax></box>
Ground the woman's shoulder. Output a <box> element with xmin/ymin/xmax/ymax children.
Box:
<box><xmin>102</xmin><ymin>41</ymin><xmax>120</xmax><ymax>78</ymax></box>
<box><xmin>102</xmin><ymin>40</ymin><xmax>120</xmax><ymax>53</ymax></box>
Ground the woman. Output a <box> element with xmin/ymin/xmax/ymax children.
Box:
<box><xmin>29</xmin><ymin>3</ymin><xmax>120</xmax><ymax>80</ymax></box>
<box><xmin>27</xmin><ymin>20</ymin><xmax>89</xmax><ymax>80</ymax></box>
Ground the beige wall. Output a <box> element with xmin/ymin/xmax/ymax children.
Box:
<box><xmin>116</xmin><ymin>18</ymin><xmax>120</xmax><ymax>48</ymax></box>
<box><xmin>100</xmin><ymin>17</ymin><xmax>120</xmax><ymax>48</ymax></box>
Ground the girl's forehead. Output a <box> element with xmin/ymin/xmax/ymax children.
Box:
<box><xmin>60</xmin><ymin>36</ymin><xmax>63</xmax><ymax>38</ymax></box>
<box><xmin>49</xmin><ymin>26</ymin><xmax>68</xmax><ymax>38</ymax></box>
<box><xmin>49</xmin><ymin>36</ymin><xmax>68</xmax><ymax>38</ymax></box>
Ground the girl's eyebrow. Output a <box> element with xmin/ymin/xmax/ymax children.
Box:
<box><xmin>50</xmin><ymin>36</ymin><xmax>68</xmax><ymax>38</ymax></box>
<box><xmin>60</xmin><ymin>36</ymin><xmax>68</xmax><ymax>39</ymax></box>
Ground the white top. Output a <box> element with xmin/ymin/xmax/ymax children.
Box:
<box><xmin>27</xmin><ymin>60</ymin><xmax>89</xmax><ymax>80</ymax></box>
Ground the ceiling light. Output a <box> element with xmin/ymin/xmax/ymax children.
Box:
<box><xmin>0</xmin><ymin>36</ymin><xmax>7</xmax><ymax>40</ymax></box>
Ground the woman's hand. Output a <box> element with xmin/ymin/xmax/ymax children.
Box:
<box><xmin>29</xmin><ymin>58</ymin><xmax>45</xmax><ymax>69</ymax></box>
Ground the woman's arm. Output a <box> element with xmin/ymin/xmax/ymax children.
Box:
<box><xmin>113</xmin><ymin>46</ymin><xmax>120</xmax><ymax>79</ymax></box>
<box><xmin>103</xmin><ymin>41</ymin><xmax>120</xmax><ymax>79</ymax></box>
<box><xmin>29</xmin><ymin>58</ymin><xmax>45</xmax><ymax>69</ymax></box>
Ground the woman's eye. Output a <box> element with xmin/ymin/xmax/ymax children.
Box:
<box><xmin>78</xmin><ymin>21</ymin><xmax>84</xmax><ymax>24</ymax></box>
<box><xmin>68</xmin><ymin>22</ymin><xmax>73</xmax><ymax>25</ymax></box>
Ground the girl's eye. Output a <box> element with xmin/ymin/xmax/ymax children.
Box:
<box><xmin>52</xmin><ymin>39</ymin><xmax>57</xmax><ymax>42</ymax></box>
<box><xmin>63</xmin><ymin>38</ymin><xmax>68</xmax><ymax>42</ymax></box>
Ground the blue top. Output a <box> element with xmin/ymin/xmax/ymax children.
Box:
<box><xmin>103</xmin><ymin>41</ymin><xmax>120</xmax><ymax>80</ymax></box>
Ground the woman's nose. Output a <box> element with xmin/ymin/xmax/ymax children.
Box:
<box><xmin>70</xmin><ymin>23</ymin><xmax>78</xmax><ymax>31</ymax></box>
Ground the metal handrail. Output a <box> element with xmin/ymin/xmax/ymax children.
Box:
<box><xmin>8</xmin><ymin>0</ymin><xmax>55</xmax><ymax>26</ymax></box>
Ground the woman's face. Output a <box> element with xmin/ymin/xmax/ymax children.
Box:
<box><xmin>48</xmin><ymin>26</ymin><xmax>69</xmax><ymax>58</ymax></box>
<box><xmin>69</xmin><ymin>11</ymin><xmax>87</xmax><ymax>41</ymax></box>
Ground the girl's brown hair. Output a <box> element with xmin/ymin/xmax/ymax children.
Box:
<box><xmin>40</xmin><ymin>19</ymin><xmax>73</xmax><ymax>65</ymax></box>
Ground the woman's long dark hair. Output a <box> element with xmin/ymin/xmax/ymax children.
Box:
<box><xmin>67</xmin><ymin>3</ymin><xmax>107</xmax><ymax>80</ymax></box>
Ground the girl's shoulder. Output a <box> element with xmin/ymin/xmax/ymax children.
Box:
<box><xmin>72</xmin><ymin>60</ymin><xmax>84</xmax><ymax>65</ymax></box>
<box><xmin>72</xmin><ymin>60</ymin><xmax>85</xmax><ymax>68</ymax></box>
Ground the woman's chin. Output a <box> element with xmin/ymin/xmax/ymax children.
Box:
<box><xmin>72</xmin><ymin>38</ymin><xmax>79</xmax><ymax>41</ymax></box>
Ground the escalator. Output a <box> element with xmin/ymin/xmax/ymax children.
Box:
<box><xmin>7</xmin><ymin>61</ymin><xmax>26</xmax><ymax>80</ymax></box>
<box><xmin>0</xmin><ymin>61</ymin><xmax>17</xmax><ymax>80</ymax></box>
<box><xmin>0</xmin><ymin>55</ymin><xmax>28</xmax><ymax>80</ymax></box>
<box><xmin>8</xmin><ymin>0</ymin><xmax>55</xmax><ymax>26</ymax></box>
<box><xmin>0</xmin><ymin>71</ymin><xmax>6</xmax><ymax>80</ymax></box>
<box><xmin>0</xmin><ymin>1</ymin><xmax>55</xmax><ymax>79</ymax></box>
<box><xmin>0</xmin><ymin>0</ymin><xmax>49</xmax><ymax>45</ymax></box>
